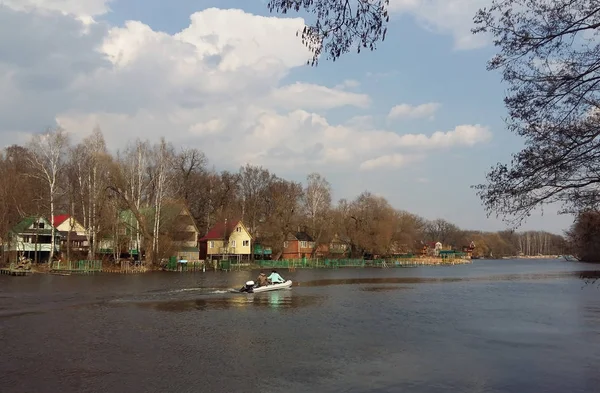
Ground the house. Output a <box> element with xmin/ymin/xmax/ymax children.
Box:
<box><xmin>199</xmin><ymin>219</ymin><xmax>252</xmax><ymax>261</ymax></box>
<box><xmin>2</xmin><ymin>216</ymin><xmax>61</xmax><ymax>263</ymax></box>
<box><xmin>282</xmin><ymin>231</ymin><xmax>315</xmax><ymax>259</ymax></box>
<box><xmin>421</xmin><ymin>241</ymin><xmax>443</xmax><ymax>257</ymax></box>
<box><xmin>253</xmin><ymin>239</ymin><xmax>273</xmax><ymax>260</ymax></box>
<box><xmin>326</xmin><ymin>233</ymin><xmax>351</xmax><ymax>258</ymax></box>
<box><xmin>100</xmin><ymin>202</ymin><xmax>200</xmax><ymax>261</ymax></box>
<box><xmin>53</xmin><ymin>214</ymin><xmax>89</xmax><ymax>256</ymax></box>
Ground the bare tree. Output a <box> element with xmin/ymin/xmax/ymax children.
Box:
<box><xmin>148</xmin><ymin>138</ymin><xmax>176</xmax><ymax>258</ymax></box>
<box><xmin>107</xmin><ymin>139</ymin><xmax>155</xmax><ymax>263</ymax></box>
<box><xmin>71</xmin><ymin>128</ymin><xmax>110</xmax><ymax>258</ymax></box>
<box><xmin>268</xmin><ymin>0</ymin><xmax>390</xmax><ymax>65</ymax></box>
<box><xmin>238</xmin><ymin>164</ymin><xmax>274</xmax><ymax>236</ymax></box>
<box><xmin>262</xmin><ymin>178</ymin><xmax>304</xmax><ymax>258</ymax></box>
<box><xmin>472</xmin><ymin>0</ymin><xmax>600</xmax><ymax>225</ymax></box>
<box><xmin>567</xmin><ymin>210</ymin><xmax>600</xmax><ymax>262</ymax></box>
<box><xmin>302</xmin><ymin>172</ymin><xmax>332</xmax><ymax>256</ymax></box>
<box><xmin>173</xmin><ymin>147</ymin><xmax>207</xmax><ymax>204</ymax></box>
<box><xmin>26</xmin><ymin>127</ymin><xmax>70</xmax><ymax>263</ymax></box>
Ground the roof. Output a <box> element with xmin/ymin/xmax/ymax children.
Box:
<box><xmin>293</xmin><ymin>232</ymin><xmax>314</xmax><ymax>242</ymax></box>
<box><xmin>329</xmin><ymin>233</ymin><xmax>351</xmax><ymax>244</ymax></box>
<box><xmin>53</xmin><ymin>214</ymin><xmax>70</xmax><ymax>227</ymax></box>
<box><xmin>120</xmin><ymin>202</ymin><xmax>199</xmax><ymax>235</ymax></box>
<box><xmin>10</xmin><ymin>216</ymin><xmax>54</xmax><ymax>235</ymax></box>
<box><xmin>199</xmin><ymin>220</ymin><xmax>243</xmax><ymax>241</ymax></box>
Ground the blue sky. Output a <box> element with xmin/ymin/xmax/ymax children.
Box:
<box><xmin>0</xmin><ymin>0</ymin><xmax>573</xmax><ymax>234</ymax></box>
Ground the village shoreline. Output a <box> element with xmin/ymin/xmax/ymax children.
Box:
<box><xmin>1</xmin><ymin>256</ymin><xmax>477</xmax><ymax>276</ymax></box>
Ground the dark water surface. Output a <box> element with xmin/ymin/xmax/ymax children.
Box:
<box><xmin>1</xmin><ymin>259</ymin><xmax>599</xmax><ymax>393</ymax></box>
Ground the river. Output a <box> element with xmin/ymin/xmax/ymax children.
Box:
<box><xmin>1</xmin><ymin>259</ymin><xmax>599</xmax><ymax>393</ymax></box>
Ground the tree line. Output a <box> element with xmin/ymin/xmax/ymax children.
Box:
<box><xmin>0</xmin><ymin>127</ymin><xmax>569</xmax><ymax>265</ymax></box>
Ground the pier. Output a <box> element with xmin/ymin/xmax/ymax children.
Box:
<box><xmin>0</xmin><ymin>267</ymin><xmax>33</xmax><ymax>276</ymax></box>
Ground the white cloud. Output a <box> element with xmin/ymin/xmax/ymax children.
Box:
<box><xmin>1</xmin><ymin>5</ymin><xmax>491</xmax><ymax>176</ymax></box>
<box><xmin>267</xmin><ymin>82</ymin><xmax>370</xmax><ymax>110</ymax></box>
<box><xmin>388</xmin><ymin>0</ymin><xmax>489</xmax><ymax>50</ymax></box>
<box><xmin>395</xmin><ymin>124</ymin><xmax>492</xmax><ymax>148</ymax></box>
<box><xmin>360</xmin><ymin>154</ymin><xmax>424</xmax><ymax>171</ymax></box>
<box><xmin>345</xmin><ymin>115</ymin><xmax>374</xmax><ymax>128</ymax></box>
<box><xmin>2</xmin><ymin>0</ymin><xmax>112</xmax><ymax>23</ymax></box>
<box><xmin>334</xmin><ymin>79</ymin><xmax>360</xmax><ymax>89</ymax></box>
<box><xmin>388</xmin><ymin>102</ymin><xmax>441</xmax><ymax>120</ymax></box>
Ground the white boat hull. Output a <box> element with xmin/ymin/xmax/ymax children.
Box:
<box><xmin>252</xmin><ymin>280</ymin><xmax>292</xmax><ymax>293</ymax></box>
<box><xmin>231</xmin><ymin>280</ymin><xmax>293</xmax><ymax>293</ymax></box>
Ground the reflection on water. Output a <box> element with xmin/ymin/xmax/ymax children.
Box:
<box><xmin>359</xmin><ymin>286</ymin><xmax>411</xmax><ymax>292</ymax></box>
<box><xmin>1</xmin><ymin>259</ymin><xmax>600</xmax><ymax>393</ymax></box>
<box><xmin>298</xmin><ymin>271</ymin><xmax>599</xmax><ymax>287</ymax></box>
<box><xmin>124</xmin><ymin>290</ymin><xmax>324</xmax><ymax>312</ymax></box>
<box><xmin>580</xmin><ymin>271</ymin><xmax>600</xmax><ymax>287</ymax></box>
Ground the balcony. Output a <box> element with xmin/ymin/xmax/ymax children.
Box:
<box><xmin>219</xmin><ymin>247</ymin><xmax>236</xmax><ymax>254</ymax></box>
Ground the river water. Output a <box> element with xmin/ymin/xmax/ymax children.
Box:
<box><xmin>1</xmin><ymin>259</ymin><xmax>599</xmax><ymax>393</ymax></box>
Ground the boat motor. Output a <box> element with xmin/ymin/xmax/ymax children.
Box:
<box><xmin>240</xmin><ymin>280</ymin><xmax>255</xmax><ymax>293</ymax></box>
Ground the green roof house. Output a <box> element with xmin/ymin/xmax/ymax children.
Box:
<box><xmin>100</xmin><ymin>202</ymin><xmax>200</xmax><ymax>261</ymax></box>
<box><xmin>3</xmin><ymin>216</ymin><xmax>61</xmax><ymax>263</ymax></box>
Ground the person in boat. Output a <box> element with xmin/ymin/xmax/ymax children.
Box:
<box><xmin>267</xmin><ymin>269</ymin><xmax>285</xmax><ymax>284</ymax></box>
<box><xmin>256</xmin><ymin>271</ymin><xmax>268</xmax><ymax>287</ymax></box>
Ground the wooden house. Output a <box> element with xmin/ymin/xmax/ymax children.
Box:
<box><xmin>100</xmin><ymin>202</ymin><xmax>200</xmax><ymax>261</ymax></box>
<box><xmin>2</xmin><ymin>216</ymin><xmax>61</xmax><ymax>263</ymax></box>
<box><xmin>199</xmin><ymin>220</ymin><xmax>252</xmax><ymax>262</ymax></box>
<box><xmin>53</xmin><ymin>214</ymin><xmax>89</xmax><ymax>256</ymax></box>
<box><xmin>282</xmin><ymin>231</ymin><xmax>315</xmax><ymax>259</ymax></box>
<box><xmin>326</xmin><ymin>233</ymin><xmax>351</xmax><ymax>258</ymax></box>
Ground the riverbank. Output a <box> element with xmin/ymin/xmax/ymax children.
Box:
<box><xmin>1</xmin><ymin>256</ymin><xmax>473</xmax><ymax>275</ymax></box>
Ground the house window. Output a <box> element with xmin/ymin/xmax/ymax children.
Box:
<box><xmin>231</xmin><ymin>240</ymin><xmax>236</xmax><ymax>247</ymax></box>
<box><xmin>243</xmin><ymin>240</ymin><xmax>249</xmax><ymax>247</ymax></box>
<box><xmin>236</xmin><ymin>227</ymin><xmax>241</xmax><ymax>232</ymax></box>
<box><xmin>283</xmin><ymin>241</ymin><xmax>288</xmax><ymax>249</ymax></box>
<box><xmin>36</xmin><ymin>222</ymin><xmax>45</xmax><ymax>229</ymax></box>
<box><xmin>300</xmin><ymin>241</ymin><xmax>307</xmax><ymax>248</ymax></box>
<box><xmin>209</xmin><ymin>241</ymin><xmax>214</xmax><ymax>248</ymax></box>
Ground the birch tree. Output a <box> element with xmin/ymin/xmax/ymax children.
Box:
<box><xmin>107</xmin><ymin>139</ymin><xmax>155</xmax><ymax>263</ymax></box>
<box><xmin>71</xmin><ymin>128</ymin><xmax>110</xmax><ymax>258</ymax></box>
<box><xmin>26</xmin><ymin>127</ymin><xmax>70</xmax><ymax>263</ymax></box>
<box><xmin>302</xmin><ymin>172</ymin><xmax>332</xmax><ymax>256</ymax></box>
<box><xmin>148</xmin><ymin>138</ymin><xmax>176</xmax><ymax>258</ymax></box>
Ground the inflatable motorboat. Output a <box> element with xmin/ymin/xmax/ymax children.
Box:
<box><xmin>232</xmin><ymin>280</ymin><xmax>293</xmax><ymax>293</ymax></box>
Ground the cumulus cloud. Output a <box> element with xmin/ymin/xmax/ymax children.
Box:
<box><xmin>0</xmin><ymin>4</ymin><xmax>491</xmax><ymax>175</ymax></box>
<box><xmin>360</xmin><ymin>154</ymin><xmax>424</xmax><ymax>171</ymax></box>
<box><xmin>2</xmin><ymin>0</ymin><xmax>113</xmax><ymax>23</ymax></box>
<box><xmin>334</xmin><ymin>79</ymin><xmax>360</xmax><ymax>89</ymax></box>
<box><xmin>388</xmin><ymin>0</ymin><xmax>489</xmax><ymax>50</ymax></box>
<box><xmin>388</xmin><ymin>102</ymin><xmax>440</xmax><ymax>120</ymax></box>
<box><xmin>395</xmin><ymin>124</ymin><xmax>492</xmax><ymax>148</ymax></box>
<box><xmin>267</xmin><ymin>82</ymin><xmax>370</xmax><ymax>110</ymax></box>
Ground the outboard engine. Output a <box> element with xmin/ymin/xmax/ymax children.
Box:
<box><xmin>240</xmin><ymin>280</ymin><xmax>255</xmax><ymax>293</ymax></box>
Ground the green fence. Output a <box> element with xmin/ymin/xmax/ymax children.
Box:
<box><xmin>255</xmin><ymin>257</ymin><xmax>471</xmax><ymax>269</ymax></box>
<box><xmin>52</xmin><ymin>260</ymin><xmax>103</xmax><ymax>273</ymax></box>
<box><xmin>255</xmin><ymin>259</ymin><xmax>384</xmax><ymax>269</ymax></box>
